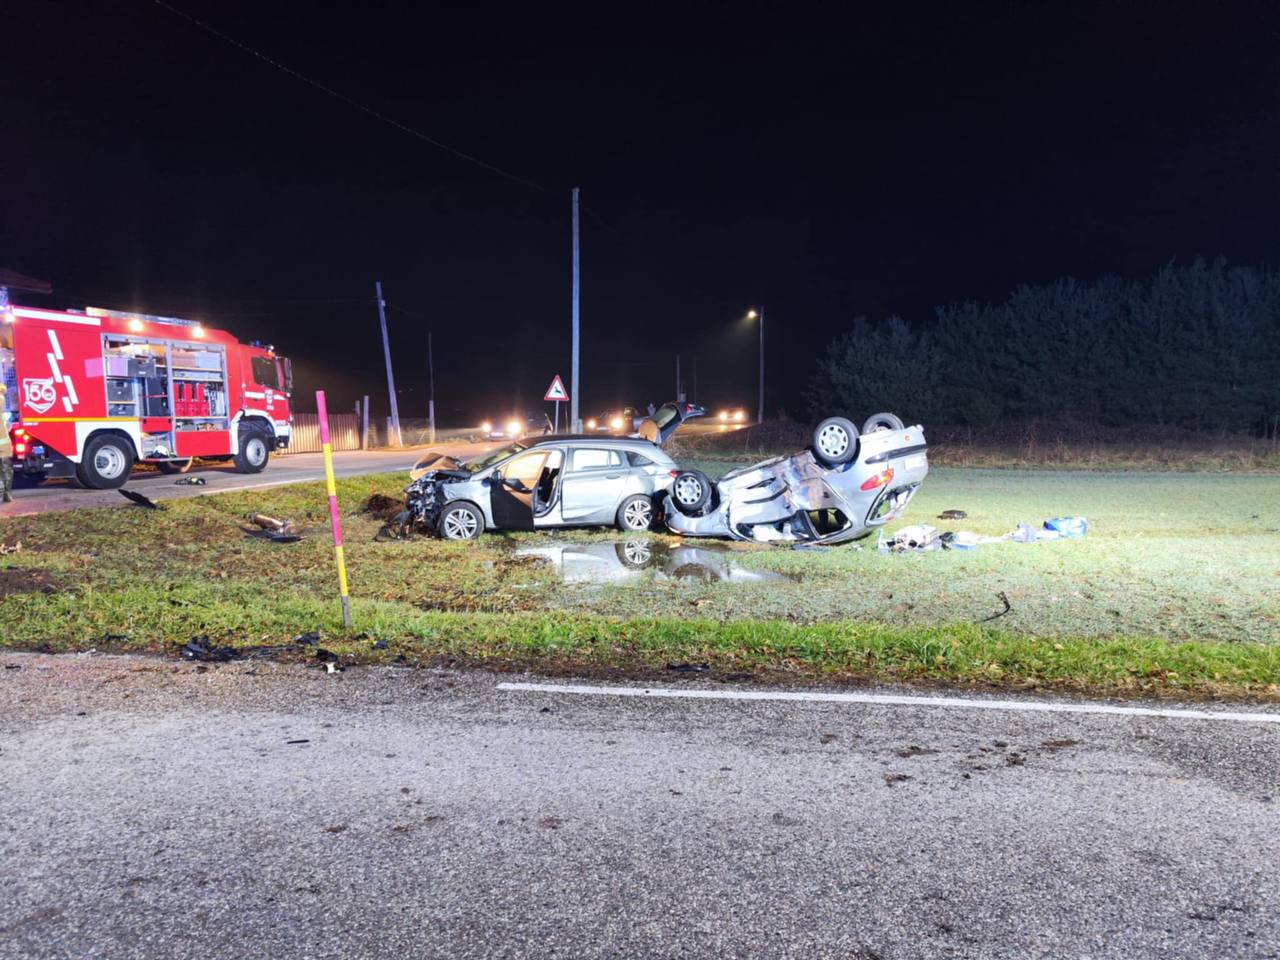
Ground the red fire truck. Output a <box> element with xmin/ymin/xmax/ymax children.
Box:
<box><xmin>1</xmin><ymin>303</ymin><xmax>293</xmax><ymax>488</ymax></box>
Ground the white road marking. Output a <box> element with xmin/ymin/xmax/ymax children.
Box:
<box><xmin>496</xmin><ymin>681</ymin><xmax>1280</xmax><ymax>725</ymax></box>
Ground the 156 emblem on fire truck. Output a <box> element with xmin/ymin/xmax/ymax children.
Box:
<box><xmin>23</xmin><ymin>378</ymin><xmax>57</xmax><ymax>415</ymax></box>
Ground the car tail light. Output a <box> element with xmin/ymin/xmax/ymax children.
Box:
<box><xmin>669</xmin><ymin>469</ymin><xmax>680</xmax><ymax>477</ymax></box>
<box><xmin>860</xmin><ymin>467</ymin><xmax>894</xmax><ymax>492</ymax></box>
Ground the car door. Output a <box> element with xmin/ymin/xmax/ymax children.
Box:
<box><xmin>561</xmin><ymin>447</ymin><xmax>627</xmax><ymax>523</ymax></box>
<box><xmin>637</xmin><ymin>402</ymin><xmax>706</xmax><ymax>443</ymax></box>
<box><xmin>489</xmin><ymin>450</ymin><xmax>548</xmax><ymax>530</ymax></box>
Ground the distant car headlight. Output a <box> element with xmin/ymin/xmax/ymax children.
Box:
<box><xmin>734</xmin><ymin>410</ymin><xmax>745</xmax><ymax>421</ymax></box>
<box><xmin>586</xmin><ymin>418</ymin><xmax>597</xmax><ymax>429</ymax></box>
<box><xmin>610</xmin><ymin>416</ymin><xmax>624</xmax><ymax>430</ymax></box>
<box><xmin>719</xmin><ymin>410</ymin><xmax>729</xmax><ymax>421</ymax></box>
<box><xmin>506</xmin><ymin>419</ymin><xmax>521</xmax><ymax>436</ymax></box>
<box><xmin>480</xmin><ymin>420</ymin><xmax>493</xmax><ymax>433</ymax></box>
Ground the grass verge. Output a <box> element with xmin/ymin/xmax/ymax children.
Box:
<box><xmin>1</xmin><ymin>469</ymin><xmax>1278</xmax><ymax>700</ymax></box>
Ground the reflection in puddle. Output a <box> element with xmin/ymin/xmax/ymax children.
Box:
<box><xmin>515</xmin><ymin>539</ymin><xmax>794</xmax><ymax>584</ymax></box>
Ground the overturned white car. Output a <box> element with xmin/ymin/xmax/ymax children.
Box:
<box><xmin>663</xmin><ymin>413</ymin><xmax>928</xmax><ymax>545</ymax></box>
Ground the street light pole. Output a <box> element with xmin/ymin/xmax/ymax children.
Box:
<box><xmin>757</xmin><ymin>305</ymin><xmax>764</xmax><ymax>423</ymax></box>
<box><xmin>748</xmin><ymin>307</ymin><xmax>765</xmax><ymax>423</ymax></box>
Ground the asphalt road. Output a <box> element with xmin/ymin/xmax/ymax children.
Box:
<box><xmin>2</xmin><ymin>653</ymin><xmax>1277</xmax><ymax>959</ymax></box>
<box><xmin>0</xmin><ymin>445</ymin><xmax>478</xmax><ymax>516</ymax></box>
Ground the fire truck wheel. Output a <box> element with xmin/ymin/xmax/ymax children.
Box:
<box><xmin>77</xmin><ymin>434</ymin><xmax>136</xmax><ymax>489</ymax></box>
<box><xmin>234</xmin><ymin>427</ymin><xmax>271</xmax><ymax>474</ymax></box>
<box><xmin>155</xmin><ymin>458</ymin><xmax>194</xmax><ymax>475</ymax></box>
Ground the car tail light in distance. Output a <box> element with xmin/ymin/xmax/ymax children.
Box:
<box><xmin>860</xmin><ymin>467</ymin><xmax>894</xmax><ymax>492</ymax></box>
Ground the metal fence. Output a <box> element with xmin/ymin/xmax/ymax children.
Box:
<box><xmin>285</xmin><ymin>413</ymin><xmax>362</xmax><ymax>454</ymax></box>
<box><xmin>282</xmin><ymin>414</ymin><xmax>479</xmax><ymax>453</ymax></box>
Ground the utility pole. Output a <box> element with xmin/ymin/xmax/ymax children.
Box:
<box><xmin>570</xmin><ymin>187</ymin><xmax>581</xmax><ymax>432</ymax></box>
<box><xmin>375</xmin><ymin>281</ymin><xmax>402</xmax><ymax>447</ymax></box>
<box><xmin>676</xmin><ymin>354</ymin><xmax>682</xmax><ymax>402</ymax></box>
<box><xmin>427</xmin><ymin>331</ymin><xmax>436</xmax><ymax>444</ymax></box>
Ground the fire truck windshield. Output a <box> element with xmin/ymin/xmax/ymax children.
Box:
<box><xmin>251</xmin><ymin>356</ymin><xmax>279</xmax><ymax>389</ymax></box>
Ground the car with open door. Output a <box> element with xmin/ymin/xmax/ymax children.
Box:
<box><xmin>393</xmin><ymin>402</ymin><xmax>705</xmax><ymax>539</ymax></box>
<box><xmin>662</xmin><ymin>412</ymin><xmax>928</xmax><ymax>545</ymax></box>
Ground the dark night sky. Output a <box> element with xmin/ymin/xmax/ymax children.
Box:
<box><xmin>3</xmin><ymin>1</ymin><xmax>1278</xmax><ymax>423</ymax></box>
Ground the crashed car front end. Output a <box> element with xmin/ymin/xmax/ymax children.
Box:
<box><xmin>664</xmin><ymin>420</ymin><xmax>928</xmax><ymax>545</ymax></box>
<box><xmin>391</xmin><ymin>466</ymin><xmax>475</xmax><ymax>535</ymax></box>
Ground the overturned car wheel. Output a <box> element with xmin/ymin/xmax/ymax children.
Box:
<box><xmin>812</xmin><ymin>417</ymin><xmax>859</xmax><ymax>467</ymax></box>
<box><xmin>669</xmin><ymin>470</ymin><xmax>713</xmax><ymax>515</ymax></box>
<box><xmin>437</xmin><ymin>501</ymin><xmax>484</xmax><ymax>541</ymax></box>
<box><xmin>862</xmin><ymin>412</ymin><xmax>905</xmax><ymax>434</ymax></box>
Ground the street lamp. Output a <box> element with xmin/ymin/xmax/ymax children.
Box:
<box><xmin>746</xmin><ymin>307</ymin><xmax>764</xmax><ymax>424</ymax></box>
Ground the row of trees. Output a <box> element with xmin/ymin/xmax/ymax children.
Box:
<box><xmin>807</xmin><ymin>259</ymin><xmax>1280</xmax><ymax>433</ymax></box>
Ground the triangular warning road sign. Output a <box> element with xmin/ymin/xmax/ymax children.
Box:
<box><xmin>544</xmin><ymin>375</ymin><xmax>569</xmax><ymax>402</ymax></box>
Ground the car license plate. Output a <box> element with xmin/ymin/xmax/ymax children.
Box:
<box><xmin>904</xmin><ymin>454</ymin><xmax>926</xmax><ymax>470</ymax></box>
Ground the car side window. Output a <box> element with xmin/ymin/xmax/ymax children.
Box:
<box><xmin>627</xmin><ymin>451</ymin><xmax>655</xmax><ymax>467</ymax></box>
<box><xmin>501</xmin><ymin>452</ymin><xmax>548</xmax><ymax>490</ymax></box>
<box><xmin>571</xmin><ymin>448</ymin><xmax>621</xmax><ymax>471</ymax></box>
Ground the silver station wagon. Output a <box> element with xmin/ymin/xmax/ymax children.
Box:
<box><xmin>396</xmin><ymin>403</ymin><xmax>704</xmax><ymax>539</ymax></box>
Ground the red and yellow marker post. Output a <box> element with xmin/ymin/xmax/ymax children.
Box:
<box><xmin>315</xmin><ymin>390</ymin><xmax>352</xmax><ymax>629</ymax></box>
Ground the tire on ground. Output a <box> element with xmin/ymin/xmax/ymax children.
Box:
<box><xmin>669</xmin><ymin>469</ymin><xmax>713</xmax><ymax>515</ymax></box>
<box><xmin>861</xmin><ymin>412</ymin><xmax>905</xmax><ymax>434</ymax></box>
<box><xmin>76</xmin><ymin>433</ymin><xmax>136</xmax><ymax>489</ymax></box>
<box><xmin>437</xmin><ymin>501</ymin><xmax>484</xmax><ymax>540</ymax></box>
<box><xmin>616</xmin><ymin>494</ymin><xmax>655</xmax><ymax>531</ymax></box>
<box><xmin>811</xmin><ymin>416</ymin><xmax>859</xmax><ymax>467</ymax></box>
<box><xmin>233</xmin><ymin>425</ymin><xmax>271</xmax><ymax>474</ymax></box>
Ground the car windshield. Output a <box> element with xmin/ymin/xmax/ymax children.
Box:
<box><xmin>466</xmin><ymin>442</ymin><xmax>527</xmax><ymax>472</ymax></box>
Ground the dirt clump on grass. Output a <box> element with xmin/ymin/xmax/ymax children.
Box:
<box><xmin>0</xmin><ymin>568</ymin><xmax>62</xmax><ymax>597</ymax></box>
<box><xmin>361</xmin><ymin>493</ymin><xmax>405</xmax><ymax>523</ymax></box>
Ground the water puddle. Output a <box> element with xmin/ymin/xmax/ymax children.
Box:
<box><xmin>514</xmin><ymin>539</ymin><xmax>796</xmax><ymax>584</ymax></box>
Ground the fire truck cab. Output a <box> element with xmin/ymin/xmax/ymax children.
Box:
<box><xmin>1</xmin><ymin>303</ymin><xmax>293</xmax><ymax>489</ymax></box>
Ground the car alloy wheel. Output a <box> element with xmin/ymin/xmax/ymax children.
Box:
<box><xmin>441</xmin><ymin>507</ymin><xmax>479</xmax><ymax>540</ymax></box>
<box><xmin>623</xmin><ymin>498</ymin><xmax>652</xmax><ymax>530</ymax></box>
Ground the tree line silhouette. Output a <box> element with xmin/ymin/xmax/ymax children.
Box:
<box><xmin>808</xmin><ymin>258</ymin><xmax>1280</xmax><ymax>435</ymax></box>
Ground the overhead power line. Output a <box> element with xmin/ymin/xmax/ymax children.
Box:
<box><xmin>151</xmin><ymin>0</ymin><xmax>551</xmax><ymax>194</ymax></box>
